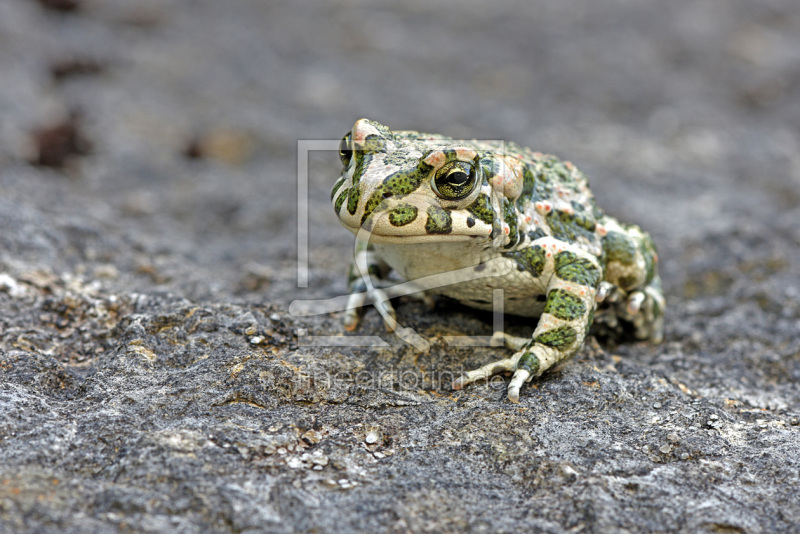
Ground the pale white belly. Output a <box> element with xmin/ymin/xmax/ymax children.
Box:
<box><xmin>374</xmin><ymin>241</ymin><xmax>548</xmax><ymax>318</ymax></box>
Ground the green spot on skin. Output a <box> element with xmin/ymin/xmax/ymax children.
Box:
<box><xmin>574</xmin><ymin>214</ymin><xmax>596</xmax><ymax>233</ymax></box>
<box><xmin>504</xmin><ymin>245</ymin><xmax>546</xmax><ymax>278</ymax></box>
<box><xmin>466</xmin><ymin>193</ymin><xmax>494</xmax><ymax>226</ymax></box>
<box><xmin>547</xmin><ymin>211</ymin><xmax>576</xmax><ymax>242</ymax></box>
<box><xmin>384</xmin><ymin>151</ymin><xmax>413</xmax><ymax>166</ymax></box>
<box><xmin>553</xmin><ymin>161</ymin><xmax>570</xmax><ymax>180</ymax></box>
<box><xmin>535</xmin><ymin>180</ymin><xmax>555</xmax><ymax>199</ymax></box>
<box><xmin>441</xmin><ymin>147</ymin><xmax>458</xmax><ymax>160</ymax></box>
<box><xmin>425</xmin><ymin>205</ymin><xmax>452</xmax><ymax>234</ymax></box>
<box><xmin>351</xmin><ymin>151</ymin><xmax>373</xmax><ymax>188</ymax></box>
<box><xmin>544</xmin><ymin>288</ymin><xmax>587</xmax><ymax>321</ymax></box>
<box><xmin>603</xmin><ymin>230</ymin><xmax>637</xmax><ymax>265</ymax></box>
<box><xmin>479</xmin><ymin>157</ymin><xmax>496</xmax><ymax>178</ymax></box>
<box><xmin>502</xmin><ymin>199</ymin><xmax>518</xmax><ymax>248</ymax></box>
<box><xmin>334</xmin><ymin>187</ymin><xmax>349</xmax><ymax>214</ymax></box>
<box><xmin>388</xmin><ymin>204</ymin><xmax>418</xmax><ymax>227</ymax></box>
<box><xmin>528</xmin><ymin>228</ymin><xmax>547</xmax><ymax>241</ymax></box>
<box><xmin>554</xmin><ymin>251</ymin><xmax>602</xmax><ymax>288</ymax></box>
<box><xmin>535</xmin><ymin>325</ymin><xmax>578</xmax><ymax>348</ymax></box>
<box><xmin>331</xmin><ymin>177</ymin><xmax>345</xmax><ymax>201</ymax></box>
<box><xmin>361</xmin><ymin>133</ymin><xmax>386</xmax><ymax>153</ymax></box>
<box><xmin>516</xmin><ymin>165</ymin><xmax>536</xmax><ymax>210</ymax></box>
<box><xmin>547</xmin><ymin>210</ymin><xmax>596</xmax><ymax>243</ymax></box>
<box><xmin>347</xmin><ymin>186</ymin><xmax>361</xmax><ymax>215</ymax></box>
<box><xmin>518</xmin><ymin>351</ymin><xmax>540</xmax><ymax>374</ymax></box>
<box><xmin>361</xmin><ymin>162</ymin><xmax>433</xmax><ymax>225</ymax></box>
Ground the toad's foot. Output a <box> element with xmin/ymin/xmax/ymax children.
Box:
<box><xmin>593</xmin><ymin>277</ymin><xmax>665</xmax><ymax>344</ymax></box>
<box><xmin>343</xmin><ymin>281</ymin><xmax>435</xmax><ymax>332</ymax></box>
<box><xmin>451</xmin><ymin>332</ymin><xmax>542</xmax><ymax>402</ymax></box>
<box><xmin>452</xmin><ymin>348</ymin><xmax>541</xmax><ymax>403</ymax></box>
<box><xmin>343</xmin><ymin>286</ymin><xmax>396</xmax><ymax>331</ymax></box>
<box><xmin>624</xmin><ymin>283</ymin><xmax>665</xmax><ymax>344</ymax></box>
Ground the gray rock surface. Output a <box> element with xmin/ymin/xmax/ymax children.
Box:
<box><xmin>1</xmin><ymin>0</ymin><xmax>799</xmax><ymax>532</ymax></box>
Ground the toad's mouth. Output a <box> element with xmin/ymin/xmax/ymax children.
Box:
<box><xmin>337</xmin><ymin>213</ymin><xmax>492</xmax><ymax>245</ymax></box>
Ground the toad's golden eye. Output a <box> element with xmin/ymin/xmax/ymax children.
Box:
<box><xmin>339</xmin><ymin>132</ymin><xmax>353</xmax><ymax>166</ymax></box>
<box><xmin>432</xmin><ymin>161</ymin><xmax>478</xmax><ymax>200</ymax></box>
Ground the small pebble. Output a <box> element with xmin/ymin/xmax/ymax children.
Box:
<box><xmin>659</xmin><ymin>444</ymin><xmax>671</xmax><ymax>454</ymax></box>
<box><xmin>311</xmin><ymin>451</ymin><xmax>328</xmax><ymax>466</ymax></box>
<box><xmin>249</xmin><ymin>336</ymin><xmax>264</xmax><ymax>344</ymax></box>
<box><xmin>652</xmin><ymin>402</ymin><xmax>662</xmax><ymax>409</ymax></box>
<box><xmin>558</xmin><ymin>463</ymin><xmax>578</xmax><ymax>480</ymax></box>
<box><xmin>789</xmin><ymin>417</ymin><xmax>799</xmax><ymax>426</ymax></box>
<box><xmin>0</xmin><ymin>274</ymin><xmax>26</xmax><ymax>298</ymax></box>
<box><xmin>365</xmin><ymin>431</ymin><xmax>379</xmax><ymax>445</ymax></box>
<box><xmin>667</xmin><ymin>433</ymin><xmax>680</xmax><ymax>443</ymax></box>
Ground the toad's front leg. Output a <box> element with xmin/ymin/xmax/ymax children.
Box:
<box><xmin>342</xmin><ymin>240</ymin><xmax>396</xmax><ymax>331</ymax></box>
<box><xmin>342</xmin><ymin>240</ymin><xmax>433</xmax><ymax>331</ymax></box>
<box><xmin>453</xmin><ymin>246</ymin><xmax>601</xmax><ymax>402</ymax></box>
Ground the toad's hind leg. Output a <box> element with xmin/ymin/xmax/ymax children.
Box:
<box><xmin>598</xmin><ymin>219</ymin><xmax>665</xmax><ymax>344</ymax></box>
<box><xmin>453</xmin><ymin>240</ymin><xmax>601</xmax><ymax>402</ymax></box>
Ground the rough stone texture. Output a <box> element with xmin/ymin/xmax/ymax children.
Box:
<box><xmin>1</xmin><ymin>0</ymin><xmax>799</xmax><ymax>532</ymax></box>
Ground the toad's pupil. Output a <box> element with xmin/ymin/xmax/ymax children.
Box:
<box><xmin>448</xmin><ymin>171</ymin><xmax>469</xmax><ymax>185</ymax></box>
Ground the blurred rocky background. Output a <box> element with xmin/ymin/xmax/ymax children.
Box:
<box><xmin>1</xmin><ymin>0</ymin><xmax>799</xmax><ymax>532</ymax></box>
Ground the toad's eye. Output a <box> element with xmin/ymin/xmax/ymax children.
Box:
<box><xmin>339</xmin><ymin>132</ymin><xmax>353</xmax><ymax>166</ymax></box>
<box><xmin>432</xmin><ymin>161</ymin><xmax>478</xmax><ymax>201</ymax></box>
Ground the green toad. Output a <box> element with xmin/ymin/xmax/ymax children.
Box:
<box><xmin>332</xmin><ymin>118</ymin><xmax>664</xmax><ymax>402</ymax></box>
